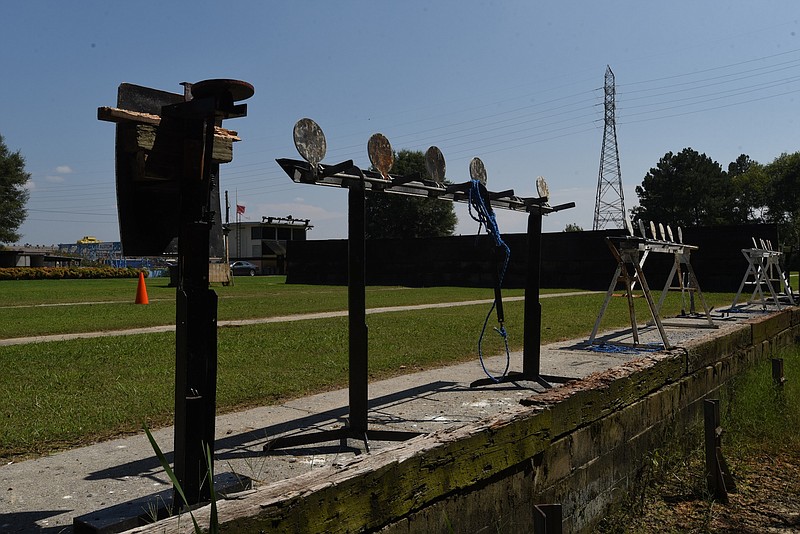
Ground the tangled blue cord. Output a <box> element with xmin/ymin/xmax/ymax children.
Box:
<box><xmin>589</xmin><ymin>342</ymin><xmax>663</xmax><ymax>354</ymax></box>
<box><xmin>468</xmin><ymin>179</ymin><xmax>511</xmax><ymax>382</ymax></box>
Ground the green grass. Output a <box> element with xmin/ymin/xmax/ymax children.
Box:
<box><xmin>0</xmin><ymin>277</ymin><xmax>539</xmax><ymax>339</ymax></box>
<box><xmin>597</xmin><ymin>347</ymin><xmax>800</xmax><ymax>533</ymax></box>
<box><xmin>0</xmin><ymin>277</ymin><xmax>736</xmax><ymax>460</ymax></box>
<box><xmin>724</xmin><ymin>347</ymin><xmax>800</xmax><ymax>453</ymax></box>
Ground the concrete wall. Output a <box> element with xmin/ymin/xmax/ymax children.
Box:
<box><xmin>130</xmin><ymin>309</ymin><xmax>799</xmax><ymax>533</ymax></box>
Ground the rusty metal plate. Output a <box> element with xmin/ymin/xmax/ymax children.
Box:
<box><xmin>191</xmin><ymin>79</ymin><xmax>255</xmax><ymax>102</ymax></box>
<box><xmin>425</xmin><ymin>146</ymin><xmax>446</xmax><ymax>183</ymax></box>
<box><xmin>368</xmin><ymin>133</ymin><xmax>393</xmax><ymax>180</ymax></box>
<box><xmin>469</xmin><ymin>157</ymin><xmax>487</xmax><ymax>184</ymax></box>
<box><xmin>293</xmin><ymin>118</ymin><xmax>327</xmax><ymax>168</ymax></box>
<box><xmin>536</xmin><ymin>175</ymin><xmax>549</xmax><ymax>201</ymax></box>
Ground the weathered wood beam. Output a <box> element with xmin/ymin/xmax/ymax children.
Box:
<box><xmin>97</xmin><ymin>106</ymin><xmax>241</xmax><ymax>140</ymax></box>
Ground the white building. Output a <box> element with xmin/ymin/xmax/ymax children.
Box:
<box><xmin>229</xmin><ymin>216</ymin><xmax>312</xmax><ymax>275</ymax></box>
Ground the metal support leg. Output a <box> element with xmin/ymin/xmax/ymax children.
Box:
<box><xmin>348</xmin><ymin>177</ymin><xmax>368</xmax><ymax>435</ymax></box>
<box><xmin>264</xmin><ymin>171</ymin><xmax>420</xmax><ymax>452</ymax></box>
<box><xmin>632</xmin><ymin>259</ymin><xmax>672</xmax><ymax>349</ymax></box>
<box><xmin>522</xmin><ymin>209</ymin><xmax>542</xmax><ymax>378</ymax></box>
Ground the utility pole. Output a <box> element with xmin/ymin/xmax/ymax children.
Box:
<box><xmin>593</xmin><ymin>65</ymin><xmax>626</xmax><ymax>230</ymax></box>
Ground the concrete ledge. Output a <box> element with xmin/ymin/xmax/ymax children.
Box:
<box><xmin>123</xmin><ymin>308</ymin><xmax>796</xmax><ymax>533</ymax></box>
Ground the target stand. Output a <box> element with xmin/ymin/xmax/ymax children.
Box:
<box><xmin>730</xmin><ymin>238</ymin><xmax>795</xmax><ymax>310</ymax></box>
<box><xmin>265</xmin><ymin>119</ymin><xmax>574</xmax><ymax>452</ymax></box>
<box><xmin>589</xmin><ymin>220</ymin><xmax>715</xmax><ymax>351</ymax></box>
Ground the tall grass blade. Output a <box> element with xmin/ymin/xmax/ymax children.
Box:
<box><xmin>143</xmin><ymin>424</ymin><xmax>201</xmax><ymax>533</ymax></box>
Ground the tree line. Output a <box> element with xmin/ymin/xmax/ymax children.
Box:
<box><xmin>633</xmin><ymin>148</ymin><xmax>800</xmax><ymax>251</ymax></box>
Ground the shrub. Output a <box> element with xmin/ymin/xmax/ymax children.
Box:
<box><xmin>0</xmin><ymin>267</ymin><xmax>145</xmax><ymax>280</ymax></box>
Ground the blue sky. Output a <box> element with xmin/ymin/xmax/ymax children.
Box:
<box><xmin>3</xmin><ymin>1</ymin><xmax>799</xmax><ymax>246</ymax></box>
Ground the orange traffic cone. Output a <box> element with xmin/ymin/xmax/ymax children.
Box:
<box><xmin>135</xmin><ymin>271</ymin><xmax>149</xmax><ymax>304</ymax></box>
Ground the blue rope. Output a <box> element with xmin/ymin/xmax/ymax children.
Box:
<box><xmin>589</xmin><ymin>342</ymin><xmax>663</xmax><ymax>354</ymax></box>
<box><xmin>468</xmin><ymin>179</ymin><xmax>511</xmax><ymax>382</ymax></box>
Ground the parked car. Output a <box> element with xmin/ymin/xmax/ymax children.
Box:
<box><xmin>230</xmin><ymin>260</ymin><xmax>258</xmax><ymax>276</ymax></box>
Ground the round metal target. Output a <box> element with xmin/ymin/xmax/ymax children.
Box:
<box><xmin>658</xmin><ymin>223</ymin><xmax>666</xmax><ymax>241</ymax></box>
<box><xmin>649</xmin><ymin>221</ymin><xmax>657</xmax><ymax>240</ymax></box>
<box><xmin>293</xmin><ymin>118</ymin><xmax>327</xmax><ymax>169</ymax></box>
<box><xmin>536</xmin><ymin>176</ymin><xmax>550</xmax><ymax>201</ymax></box>
<box><xmin>425</xmin><ymin>146</ymin><xmax>446</xmax><ymax>183</ymax></box>
<box><xmin>368</xmin><ymin>133</ymin><xmax>393</xmax><ymax>180</ymax></box>
<box><xmin>667</xmin><ymin>225</ymin><xmax>674</xmax><ymax>242</ymax></box>
<box><xmin>469</xmin><ymin>157</ymin><xmax>487</xmax><ymax>184</ymax></box>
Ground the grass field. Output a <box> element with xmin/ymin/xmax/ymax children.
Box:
<box><xmin>0</xmin><ymin>276</ymin><xmax>736</xmax><ymax>460</ymax></box>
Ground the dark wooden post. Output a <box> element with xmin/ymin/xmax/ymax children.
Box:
<box><xmin>533</xmin><ymin>503</ymin><xmax>562</xmax><ymax>533</ymax></box>
<box><xmin>348</xmin><ymin>175</ymin><xmax>368</xmax><ymax>436</ymax></box>
<box><xmin>772</xmin><ymin>358</ymin><xmax>786</xmax><ymax>387</ymax></box>
<box><xmin>171</xmin><ymin>111</ymin><xmax>220</xmax><ymax>506</ymax></box>
<box><xmin>704</xmin><ymin>398</ymin><xmax>735</xmax><ymax>502</ymax></box>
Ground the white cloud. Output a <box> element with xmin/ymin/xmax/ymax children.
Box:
<box><xmin>45</xmin><ymin>175</ymin><xmax>65</xmax><ymax>183</ymax></box>
<box><xmin>55</xmin><ymin>165</ymin><xmax>73</xmax><ymax>174</ymax></box>
<box><xmin>23</xmin><ymin>180</ymin><xmax>36</xmax><ymax>190</ymax></box>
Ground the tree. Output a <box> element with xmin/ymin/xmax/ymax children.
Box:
<box><xmin>730</xmin><ymin>156</ymin><xmax>769</xmax><ymax>223</ymax></box>
<box><xmin>0</xmin><ymin>134</ymin><xmax>31</xmax><ymax>244</ymax></box>
<box><xmin>563</xmin><ymin>223</ymin><xmax>583</xmax><ymax>232</ymax></box>
<box><xmin>632</xmin><ymin>148</ymin><xmax>734</xmax><ymax>227</ymax></box>
<box><xmin>365</xmin><ymin>149</ymin><xmax>457</xmax><ymax>239</ymax></box>
<box><xmin>763</xmin><ymin>151</ymin><xmax>800</xmax><ymax>252</ymax></box>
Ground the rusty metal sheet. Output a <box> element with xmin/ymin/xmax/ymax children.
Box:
<box><xmin>368</xmin><ymin>133</ymin><xmax>393</xmax><ymax>180</ymax></box>
<box><xmin>424</xmin><ymin>146</ymin><xmax>446</xmax><ymax>183</ymax></box>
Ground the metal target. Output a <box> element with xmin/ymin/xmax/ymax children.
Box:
<box><xmin>667</xmin><ymin>225</ymin><xmax>674</xmax><ymax>242</ymax></box>
<box><xmin>469</xmin><ymin>157</ymin><xmax>487</xmax><ymax>184</ymax></box>
<box><xmin>425</xmin><ymin>146</ymin><xmax>446</xmax><ymax>183</ymax></box>
<box><xmin>638</xmin><ymin>220</ymin><xmax>647</xmax><ymax>239</ymax></box>
<box><xmin>293</xmin><ymin>118</ymin><xmax>327</xmax><ymax>169</ymax></box>
<box><xmin>536</xmin><ymin>176</ymin><xmax>550</xmax><ymax>201</ymax></box>
<box><xmin>649</xmin><ymin>221</ymin><xmax>657</xmax><ymax>240</ymax></box>
<box><xmin>368</xmin><ymin>133</ymin><xmax>393</xmax><ymax>180</ymax></box>
<box><xmin>625</xmin><ymin>218</ymin><xmax>634</xmax><ymax>237</ymax></box>
<box><xmin>658</xmin><ymin>223</ymin><xmax>666</xmax><ymax>241</ymax></box>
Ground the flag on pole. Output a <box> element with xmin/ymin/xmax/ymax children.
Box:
<box><xmin>236</xmin><ymin>204</ymin><xmax>246</xmax><ymax>215</ymax></box>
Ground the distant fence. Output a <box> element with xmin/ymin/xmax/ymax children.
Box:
<box><xmin>286</xmin><ymin>224</ymin><xmax>780</xmax><ymax>292</ymax></box>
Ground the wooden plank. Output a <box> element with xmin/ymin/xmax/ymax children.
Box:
<box><xmin>98</xmin><ymin>106</ymin><xmax>241</xmax><ymax>140</ymax></box>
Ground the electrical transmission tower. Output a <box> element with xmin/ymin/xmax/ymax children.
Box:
<box><xmin>593</xmin><ymin>65</ymin><xmax>626</xmax><ymax>230</ymax></box>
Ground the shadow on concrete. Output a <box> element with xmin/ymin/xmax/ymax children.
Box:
<box><xmin>0</xmin><ymin>510</ymin><xmax>74</xmax><ymax>533</ymax></box>
<box><xmin>84</xmin><ymin>380</ymin><xmax>458</xmax><ymax>481</ymax></box>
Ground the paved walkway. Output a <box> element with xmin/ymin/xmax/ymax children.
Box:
<box><xmin>0</xmin><ymin>291</ymin><xmax>597</xmax><ymax>347</ymax></box>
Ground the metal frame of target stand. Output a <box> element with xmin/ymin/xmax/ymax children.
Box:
<box><xmin>264</xmin><ymin>131</ymin><xmax>574</xmax><ymax>452</ymax></box>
